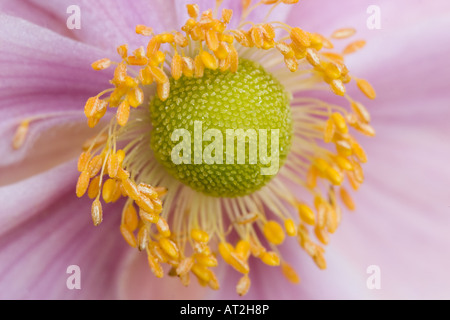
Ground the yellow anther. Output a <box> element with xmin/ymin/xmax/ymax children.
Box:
<box><xmin>325</xmin><ymin>166</ymin><xmax>344</xmax><ymax>185</ymax></box>
<box><xmin>76</xmin><ymin>170</ymin><xmax>90</xmax><ymax>198</ymax></box>
<box><xmin>281</xmin><ymin>262</ymin><xmax>300</xmax><ymax>284</ymax></box>
<box><xmin>199</xmin><ymin>51</ymin><xmax>219</xmax><ymax>70</ymax></box>
<box><xmin>101</xmin><ymin>178</ymin><xmax>116</xmax><ymax>203</ymax></box>
<box><xmin>262</xmin><ymin>220</ymin><xmax>285</xmax><ymax>245</ymax></box>
<box><xmin>352</xmin><ymin>141</ymin><xmax>367</xmax><ymax>163</ymax></box>
<box><xmin>336</xmin><ymin>140</ymin><xmax>353</xmax><ymax>157</ymax></box>
<box><xmin>113</xmin><ymin>62</ymin><xmax>127</xmax><ymax>84</ymax></box>
<box><xmin>124</xmin><ymin>204</ymin><xmax>138</xmax><ymax>231</ymax></box>
<box><xmin>214</xmin><ymin>42</ymin><xmax>231</xmax><ymax>60</ymax></box>
<box><xmin>323</xmin><ymin>62</ymin><xmax>341</xmax><ymax>80</ymax></box>
<box><xmin>87</xmin><ymin>155</ymin><xmax>102</xmax><ymax>177</ymax></box>
<box><xmin>127</xmin><ymin>86</ymin><xmax>144</xmax><ymax>108</ymax></box>
<box><xmin>106</xmin><ymin>153</ymin><xmax>119</xmax><ymax>178</ymax></box>
<box><xmin>262</xmin><ymin>23</ymin><xmax>276</xmax><ymax>40</ymax></box>
<box><xmin>334</xmin><ymin>155</ymin><xmax>353</xmax><ymax>171</ymax></box>
<box><xmin>235</xmin><ymin>240</ymin><xmax>251</xmax><ymax>260</ymax></box>
<box><xmin>250</xmin><ymin>27</ymin><xmax>264</xmax><ymax>48</ymax></box>
<box><xmin>307</xmin><ymin>32</ymin><xmax>323</xmax><ymax>51</ymax></box>
<box><xmin>149</xmin><ymin>51</ymin><xmax>166</xmax><ymax>67</ymax></box>
<box><xmin>229</xmin><ymin>252</ymin><xmax>250</xmax><ymax>274</ymax></box>
<box><xmin>260</xmin><ymin>251</ymin><xmax>280</xmax><ymax>266</ymax></box>
<box><xmin>276</xmin><ymin>41</ymin><xmax>294</xmax><ymax>58</ymax></box>
<box><xmin>87</xmin><ymin>176</ymin><xmax>100</xmax><ymax>199</ymax></box>
<box><xmin>356</xmin><ymin>78</ymin><xmax>376</xmax><ymax>99</ymax></box>
<box><xmin>331</xmin><ymin>112</ymin><xmax>348</xmax><ymax>134</ymax></box>
<box><xmin>186</xmin><ymin>4</ymin><xmax>200</xmax><ymax>18</ymax></box>
<box><xmin>171</xmin><ymin>53</ymin><xmax>183</xmax><ymax>81</ymax></box>
<box><xmin>340</xmin><ymin>187</ymin><xmax>355</xmax><ymax>211</ymax></box>
<box><xmin>157</xmin><ymin>81</ymin><xmax>170</xmax><ymax>101</ymax></box>
<box><xmin>91</xmin><ymin>58</ymin><xmax>111</xmax><ymax>71</ymax></box>
<box><xmin>117</xmin><ymin>44</ymin><xmax>128</xmax><ymax>59</ymax></box>
<box><xmin>137</xmin><ymin>183</ymin><xmax>158</xmax><ymax>200</ymax></box>
<box><xmin>121</xmin><ymin>178</ymin><xmax>139</xmax><ymax>201</ymax></box>
<box><xmin>313</xmin><ymin>250</ymin><xmax>327</xmax><ymax>270</ymax></box>
<box><xmin>281</xmin><ymin>0</ymin><xmax>299</xmax><ymax>3</ymax></box>
<box><xmin>191</xmin><ymin>263</ymin><xmax>212</xmax><ymax>283</ymax></box>
<box><xmin>352</xmin><ymin>160</ymin><xmax>364</xmax><ymax>184</ymax></box>
<box><xmin>331</xmin><ymin>27</ymin><xmax>356</xmax><ymax>39</ymax></box>
<box><xmin>77</xmin><ymin>151</ymin><xmax>90</xmax><ymax>172</ymax></box>
<box><xmin>229</xmin><ymin>45</ymin><xmax>239</xmax><ymax>72</ymax></box>
<box><xmin>182</xmin><ymin>56</ymin><xmax>195</xmax><ymax>77</ymax></box>
<box><xmin>156</xmin><ymin>217</ymin><xmax>171</xmax><ymax>238</ymax></box>
<box><xmin>138</xmin><ymin>66</ymin><xmax>153</xmax><ymax>85</ymax></box>
<box><xmin>347</xmin><ymin>170</ymin><xmax>361</xmax><ymax>191</ymax></box>
<box><xmin>351</xmin><ymin>101</ymin><xmax>371</xmax><ymax>123</ymax></box>
<box><xmin>284</xmin><ymin>218</ymin><xmax>297</xmax><ymax>236</ymax></box>
<box><xmin>306</xmin><ymin>166</ymin><xmax>318</xmax><ymax>189</ymax></box>
<box><xmin>91</xmin><ymin>199</ymin><xmax>103</xmax><ymax>226</ymax></box>
<box><xmin>314</xmin><ymin>226</ymin><xmax>329</xmax><ymax>245</ymax></box>
<box><xmin>324</xmin><ymin>118</ymin><xmax>335</xmax><ymax>143</ymax></box>
<box><xmin>148</xmin><ymin>65</ymin><xmax>168</xmax><ymax>84</ymax></box>
<box><xmin>176</xmin><ymin>257</ymin><xmax>194</xmax><ymax>276</ymax></box>
<box><xmin>236</xmin><ymin>275</ymin><xmax>251</xmax><ymax>296</ymax></box>
<box><xmin>222</xmin><ymin>8</ymin><xmax>233</xmax><ymax>23</ymax></box>
<box><xmin>146</xmin><ymin>37</ymin><xmax>161</xmax><ymax>58</ymax></box>
<box><xmin>326</xmin><ymin>207</ymin><xmax>339</xmax><ymax>234</ymax></box>
<box><xmin>290</xmin><ymin>27</ymin><xmax>311</xmax><ymax>48</ymax></box>
<box><xmin>313</xmin><ymin>158</ymin><xmax>330</xmax><ymax>173</ymax></box>
<box><xmin>84</xmin><ymin>96</ymin><xmax>99</xmax><ymax>118</ymax></box>
<box><xmin>120</xmin><ymin>224</ymin><xmax>137</xmax><ymax>248</ymax></box>
<box><xmin>304</xmin><ymin>48</ymin><xmax>320</xmax><ymax>67</ymax></box>
<box><xmin>174</xmin><ymin>31</ymin><xmax>188</xmax><ymax>47</ymax></box>
<box><xmin>158</xmin><ymin>33</ymin><xmax>175</xmax><ymax>43</ymax></box>
<box><xmin>322</xmin><ymin>52</ymin><xmax>344</xmax><ymax>64</ymax></box>
<box><xmin>116</xmin><ymin>100</ymin><xmax>130</xmax><ymax>127</ymax></box>
<box><xmin>195</xmin><ymin>253</ymin><xmax>218</xmax><ymax>267</ymax></box>
<box><xmin>233</xmin><ymin>30</ymin><xmax>251</xmax><ymax>47</ymax></box>
<box><xmin>355</xmin><ymin>122</ymin><xmax>376</xmax><ymax>137</ymax></box>
<box><xmin>206</xmin><ymin>29</ymin><xmax>220</xmax><ymax>51</ymax></box>
<box><xmin>148</xmin><ymin>241</ymin><xmax>169</xmax><ymax>263</ymax></box>
<box><xmin>343</xmin><ymin>39</ymin><xmax>366</xmax><ymax>55</ymax></box>
<box><xmin>330</xmin><ymin>79</ymin><xmax>346</xmax><ymax>96</ymax></box>
<box><xmin>147</xmin><ymin>251</ymin><xmax>164</xmax><ymax>278</ymax></box>
<box><xmin>296</xmin><ymin>203</ymin><xmax>315</xmax><ymax>225</ymax></box>
<box><xmin>159</xmin><ymin>237</ymin><xmax>179</xmax><ymax>260</ymax></box>
<box><xmin>135</xmin><ymin>192</ymin><xmax>156</xmax><ymax>214</ymax></box>
<box><xmin>284</xmin><ymin>57</ymin><xmax>298</xmax><ymax>72</ymax></box>
<box><xmin>137</xmin><ymin>225</ymin><xmax>150</xmax><ymax>251</ymax></box>
<box><xmin>218</xmin><ymin>241</ymin><xmax>234</xmax><ymax>263</ymax></box>
<box><xmin>191</xmin><ymin>229</ymin><xmax>210</xmax><ymax>243</ymax></box>
<box><xmin>135</xmin><ymin>24</ymin><xmax>153</xmax><ymax>36</ymax></box>
<box><xmin>127</xmin><ymin>55</ymin><xmax>148</xmax><ymax>66</ymax></box>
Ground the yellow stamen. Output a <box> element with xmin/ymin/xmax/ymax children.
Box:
<box><xmin>236</xmin><ymin>275</ymin><xmax>251</xmax><ymax>296</ymax></box>
<box><xmin>331</xmin><ymin>27</ymin><xmax>356</xmax><ymax>39</ymax></box>
<box><xmin>297</xmin><ymin>203</ymin><xmax>315</xmax><ymax>225</ymax></box>
<box><xmin>281</xmin><ymin>262</ymin><xmax>300</xmax><ymax>284</ymax></box>
<box><xmin>91</xmin><ymin>199</ymin><xmax>103</xmax><ymax>226</ymax></box>
<box><xmin>284</xmin><ymin>218</ymin><xmax>297</xmax><ymax>236</ymax></box>
<box><xmin>356</xmin><ymin>78</ymin><xmax>376</xmax><ymax>100</ymax></box>
<box><xmin>262</xmin><ymin>220</ymin><xmax>286</xmax><ymax>245</ymax></box>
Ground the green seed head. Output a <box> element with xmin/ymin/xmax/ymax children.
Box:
<box><xmin>150</xmin><ymin>59</ymin><xmax>292</xmax><ymax>197</ymax></box>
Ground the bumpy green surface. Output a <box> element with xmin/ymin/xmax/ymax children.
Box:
<box><xmin>150</xmin><ymin>59</ymin><xmax>292</xmax><ymax>197</ymax></box>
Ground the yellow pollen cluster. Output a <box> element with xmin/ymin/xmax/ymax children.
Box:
<box><xmin>68</xmin><ymin>0</ymin><xmax>378</xmax><ymax>296</ymax></box>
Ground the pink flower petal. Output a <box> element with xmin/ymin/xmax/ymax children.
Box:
<box><xmin>0</xmin><ymin>160</ymin><xmax>127</xmax><ymax>299</ymax></box>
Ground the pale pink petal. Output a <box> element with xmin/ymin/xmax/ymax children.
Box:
<box><xmin>0</xmin><ymin>160</ymin><xmax>127</xmax><ymax>299</ymax></box>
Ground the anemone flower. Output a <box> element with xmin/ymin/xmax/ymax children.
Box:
<box><xmin>0</xmin><ymin>0</ymin><xmax>449</xmax><ymax>300</ymax></box>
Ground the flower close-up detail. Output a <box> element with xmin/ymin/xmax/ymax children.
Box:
<box><xmin>1</xmin><ymin>0</ymin><xmax>449</xmax><ymax>300</ymax></box>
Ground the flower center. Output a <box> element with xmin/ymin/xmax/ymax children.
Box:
<box><xmin>150</xmin><ymin>59</ymin><xmax>292</xmax><ymax>197</ymax></box>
